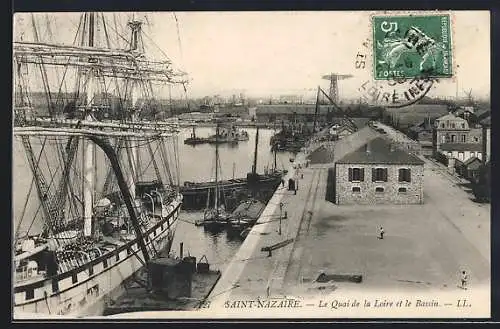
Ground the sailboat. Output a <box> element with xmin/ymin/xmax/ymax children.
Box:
<box><xmin>200</xmin><ymin>123</ymin><xmax>230</xmax><ymax>231</ymax></box>
<box><xmin>12</xmin><ymin>13</ymin><xmax>187</xmax><ymax>316</ymax></box>
<box><xmin>226</xmin><ymin>126</ymin><xmax>283</xmax><ymax>235</ymax></box>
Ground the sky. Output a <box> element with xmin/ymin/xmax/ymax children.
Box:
<box><xmin>13</xmin><ymin>11</ymin><xmax>490</xmax><ymax>101</ymax></box>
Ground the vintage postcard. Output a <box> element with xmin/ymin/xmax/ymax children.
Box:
<box><xmin>12</xmin><ymin>10</ymin><xmax>490</xmax><ymax>320</ymax></box>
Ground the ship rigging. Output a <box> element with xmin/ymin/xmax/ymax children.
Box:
<box><xmin>13</xmin><ymin>12</ymin><xmax>187</xmax><ymax>316</ymax></box>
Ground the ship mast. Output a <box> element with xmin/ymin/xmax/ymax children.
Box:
<box><xmin>82</xmin><ymin>12</ymin><xmax>97</xmax><ymax>237</ymax></box>
<box><xmin>214</xmin><ymin>124</ymin><xmax>219</xmax><ymax>216</ymax></box>
<box><xmin>126</xmin><ymin>19</ymin><xmax>145</xmax><ymax>200</ymax></box>
<box><xmin>252</xmin><ymin>126</ymin><xmax>259</xmax><ymax>175</ymax></box>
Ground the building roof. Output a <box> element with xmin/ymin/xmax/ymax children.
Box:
<box><xmin>256</xmin><ymin>104</ymin><xmax>336</xmax><ymax>115</ymax></box>
<box><xmin>308</xmin><ymin>126</ymin><xmax>381</xmax><ymax>164</ymax></box>
<box><xmin>385</xmin><ymin>105</ymin><xmax>449</xmax><ymax>128</ymax></box>
<box><xmin>385</xmin><ymin>104</ymin><xmax>449</xmax><ymax>114</ymax></box>
<box><xmin>336</xmin><ymin>136</ymin><xmax>425</xmax><ymax>165</ymax></box>
<box><xmin>475</xmin><ymin>108</ymin><xmax>491</xmax><ymax>120</ymax></box>
<box><xmin>436</xmin><ymin>113</ymin><xmax>464</xmax><ymax>122</ymax></box>
<box><xmin>463</xmin><ymin>156</ymin><xmax>482</xmax><ymax>167</ymax></box>
<box><xmin>480</xmin><ymin>115</ymin><xmax>491</xmax><ymax>127</ymax></box>
<box><xmin>439</xmin><ymin>143</ymin><xmax>482</xmax><ymax>152</ymax></box>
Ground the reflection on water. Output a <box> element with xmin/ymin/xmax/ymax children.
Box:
<box><xmin>172</xmin><ymin>211</ymin><xmax>243</xmax><ymax>272</ymax></box>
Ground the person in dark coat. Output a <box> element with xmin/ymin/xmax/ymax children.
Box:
<box><xmin>379</xmin><ymin>226</ymin><xmax>385</xmax><ymax>239</ymax></box>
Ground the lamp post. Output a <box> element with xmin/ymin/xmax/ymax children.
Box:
<box><xmin>279</xmin><ymin>202</ymin><xmax>283</xmax><ymax>235</ymax></box>
<box><xmin>144</xmin><ymin>193</ymin><xmax>155</xmax><ymax>218</ymax></box>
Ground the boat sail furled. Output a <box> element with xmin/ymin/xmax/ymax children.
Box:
<box><xmin>12</xmin><ymin>12</ymin><xmax>187</xmax><ymax>317</ymax></box>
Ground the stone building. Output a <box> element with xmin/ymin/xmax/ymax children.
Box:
<box><xmin>333</xmin><ymin>137</ymin><xmax>424</xmax><ymax>205</ymax></box>
<box><xmin>309</xmin><ymin>126</ymin><xmax>425</xmax><ymax>205</ymax></box>
<box><xmin>432</xmin><ymin>112</ymin><xmax>483</xmax><ymax>163</ymax></box>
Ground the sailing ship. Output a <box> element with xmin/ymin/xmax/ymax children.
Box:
<box><xmin>12</xmin><ymin>13</ymin><xmax>187</xmax><ymax>316</ymax></box>
<box><xmin>180</xmin><ymin>127</ymin><xmax>286</xmax><ymax>210</ymax></box>
<box><xmin>197</xmin><ymin>124</ymin><xmax>230</xmax><ymax>231</ymax></box>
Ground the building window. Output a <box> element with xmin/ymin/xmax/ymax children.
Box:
<box><xmin>445</xmin><ymin>134</ymin><xmax>450</xmax><ymax>143</ymax></box>
<box><xmin>441</xmin><ymin>135</ymin><xmax>446</xmax><ymax>143</ymax></box>
<box><xmin>398</xmin><ymin>187</ymin><xmax>407</xmax><ymax>193</ymax></box>
<box><xmin>375</xmin><ymin>187</ymin><xmax>385</xmax><ymax>193</ymax></box>
<box><xmin>372</xmin><ymin>168</ymin><xmax>388</xmax><ymax>182</ymax></box>
<box><xmin>88</xmin><ymin>265</ymin><xmax>94</xmax><ymax>276</ymax></box>
<box><xmin>474</xmin><ymin>137</ymin><xmax>479</xmax><ymax>142</ymax></box>
<box><xmin>451</xmin><ymin>134</ymin><xmax>456</xmax><ymax>142</ymax></box>
<box><xmin>458</xmin><ymin>152</ymin><xmax>464</xmax><ymax>161</ymax></box>
<box><xmin>461</xmin><ymin>123</ymin><xmax>466</xmax><ymax>128</ymax></box>
<box><xmin>398</xmin><ymin>168</ymin><xmax>411</xmax><ymax>182</ymax></box>
<box><xmin>461</xmin><ymin>134</ymin><xmax>466</xmax><ymax>142</ymax></box>
<box><xmin>103</xmin><ymin>259</ymin><xmax>108</xmax><ymax>269</ymax></box>
<box><xmin>115</xmin><ymin>251</ymin><xmax>120</xmax><ymax>261</ymax></box>
<box><xmin>348</xmin><ymin>168</ymin><xmax>364</xmax><ymax>182</ymax></box>
<box><xmin>72</xmin><ymin>272</ymin><xmax>78</xmax><ymax>284</ymax></box>
<box><xmin>441</xmin><ymin>123</ymin><xmax>445</xmax><ymax>128</ymax></box>
<box><xmin>352</xmin><ymin>187</ymin><xmax>361</xmax><ymax>193</ymax></box>
<box><xmin>451</xmin><ymin>123</ymin><xmax>456</xmax><ymax>128</ymax></box>
<box><xmin>448</xmin><ymin>152</ymin><xmax>452</xmax><ymax>157</ymax></box>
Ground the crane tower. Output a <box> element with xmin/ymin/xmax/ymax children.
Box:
<box><xmin>322</xmin><ymin>73</ymin><xmax>353</xmax><ymax>104</ymax></box>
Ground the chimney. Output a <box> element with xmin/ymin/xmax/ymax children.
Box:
<box><xmin>365</xmin><ymin>143</ymin><xmax>371</xmax><ymax>154</ymax></box>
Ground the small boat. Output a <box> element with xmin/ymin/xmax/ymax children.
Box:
<box><xmin>202</xmin><ymin>208</ymin><xmax>229</xmax><ymax>231</ymax></box>
<box><xmin>184</xmin><ymin>126</ymin><xmax>208</xmax><ymax>145</ymax></box>
<box><xmin>226</xmin><ymin>198</ymin><xmax>265</xmax><ymax>236</ymax></box>
<box><xmin>206</xmin><ymin>124</ymin><xmax>249</xmax><ymax>144</ymax></box>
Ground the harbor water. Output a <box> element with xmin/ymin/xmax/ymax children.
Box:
<box><xmin>13</xmin><ymin>126</ymin><xmax>292</xmax><ymax>272</ymax></box>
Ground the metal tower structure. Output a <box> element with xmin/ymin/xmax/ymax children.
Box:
<box><xmin>321</xmin><ymin>73</ymin><xmax>353</xmax><ymax>104</ymax></box>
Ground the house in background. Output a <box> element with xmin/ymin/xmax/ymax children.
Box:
<box><xmin>455</xmin><ymin>157</ymin><xmax>483</xmax><ymax>183</ymax></box>
<box><xmin>407</xmin><ymin>117</ymin><xmax>435</xmax><ymax>156</ymax></box>
<box><xmin>432</xmin><ymin>112</ymin><xmax>483</xmax><ymax>170</ymax></box>
<box><xmin>327</xmin><ymin>117</ymin><xmax>370</xmax><ymax>140</ymax></box>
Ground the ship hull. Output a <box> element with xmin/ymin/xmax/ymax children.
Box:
<box><xmin>13</xmin><ymin>198</ymin><xmax>182</xmax><ymax>318</ymax></box>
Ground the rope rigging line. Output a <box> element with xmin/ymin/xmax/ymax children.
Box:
<box><xmin>162</xmin><ymin>138</ymin><xmax>174</xmax><ymax>186</ymax></box>
<box><xmin>157</xmin><ymin>138</ymin><xmax>173</xmax><ymax>187</ymax></box>
<box><xmin>144</xmin><ymin>139</ymin><xmax>163</xmax><ymax>185</ymax></box>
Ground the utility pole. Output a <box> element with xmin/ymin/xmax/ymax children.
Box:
<box><xmin>279</xmin><ymin>202</ymin><xmax>283</xmax><ymax>235</ymax></box>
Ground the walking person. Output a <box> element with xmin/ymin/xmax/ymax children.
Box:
<box><xmin>379</xmin><ymin>226</ymin><xmax>384</xmax><ymax>240</ymax></box>
<box><xmin>460</xmin><ymin>270</ymin><xmax>469</xmax><ymax>290</ymax></box>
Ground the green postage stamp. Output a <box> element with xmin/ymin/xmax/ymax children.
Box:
<box><xmin>372</xmin><ymin>14</ymin><xmax>452</xmax><ymax>80</ymax></box>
